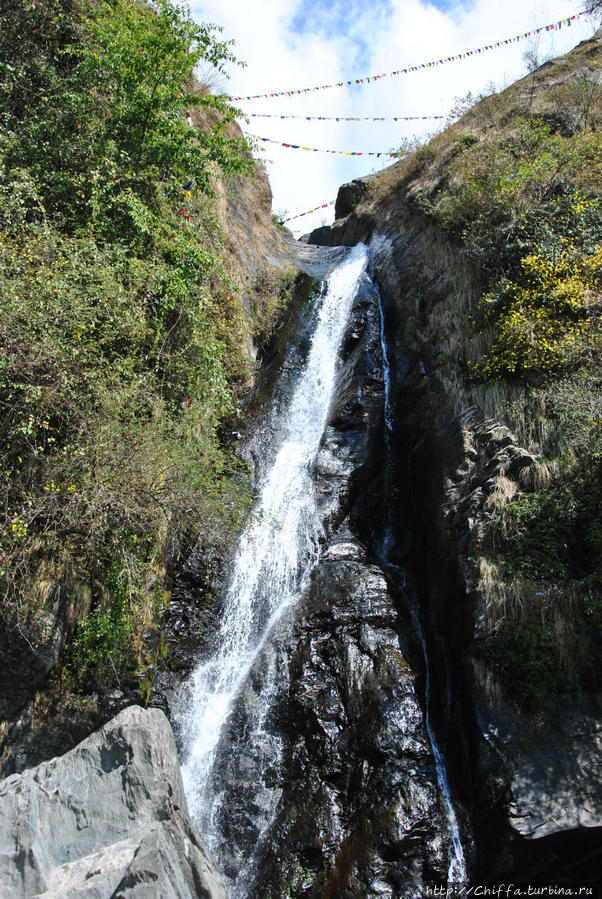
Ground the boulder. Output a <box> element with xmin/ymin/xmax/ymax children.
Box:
<box><xmin>508</xmin><ymin>693</ymin><xmax>602</xmax><ymax>839</ymax></box>
<box><xmin>0</xmin><ymin>705</ymin><xmax>226</xmax><ymax>898</ymax></box>
<box><xmin>335</xmin><ymin>179</ymin><xmax>370</xmax><ymax>220</ymax></box>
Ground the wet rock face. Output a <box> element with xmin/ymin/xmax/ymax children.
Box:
<box><xmin>507</xmin><ymin>693</ymin><xmax>602</xmax><ymax>840</ymax></box>
<box><xmin>242</xmin><ymin>254</ymin><xmax>381</xmax><ymax>496</ymax></box>
<box><xmin>0</xmin><ymin>593</ymin><xmax>69</xmax><ymax>723</ymax></box>
<box><xmin>315</xmin><ymin>271</ymin><xmax>386</xmax><ymax>532</ymax></box>
<box><xmin>153</xmin><ymin>253</ymin><xmax>386</xmax><ymax>729</ymax></box>
<box><xmin>250</xmin><ymin>531</ymin><xmax>447</xmax><ymax>898</ymax></box>
<box><xmin>184</xmin><ymin>264</ymin><xmax>451</xmax><ymax>896</ymax></box>
<box><xmin>474</xmin><ymin>691</ymin><xmax>602</xmax><ymax>884</ymax></box>
<box><xmin>0</xmin><ymin>705</ymin><xmax>226</xmax><ymax>898</ymax></box>
<box><xmin>308</xmin><ymin>181</ymin><xmax>602</xmax><ymax>885</ymax></box>
<box><xmin>207</xmin><ymin>530</ymin><xmax>448</xmax><ymax>899</ymax></box>
<box><xmin>151</xmin><ymin>537</ymin><xmax>231</xmax><ymax>716</ymax></box>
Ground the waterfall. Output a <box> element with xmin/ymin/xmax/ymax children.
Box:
<box><xmin>415</xmin><ymin>614</ymin><xmax>467</xmax><ymax>885</ymax></box>
<box><xmin>177</xmin><ymin>243</ymin><xmax>370</xmax><ymax>881</ymax></box>
<box><xmin>376</xmin><ymin>281</ymin><xmax>393</xmax><ymax>434</ymax></box>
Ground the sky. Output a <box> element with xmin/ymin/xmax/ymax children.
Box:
<box><xmin>189</xmin><ymin>0</ymin><xmax>597</xmax><ymax>236</ymax></box>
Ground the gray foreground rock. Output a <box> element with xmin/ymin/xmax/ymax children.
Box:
<box><xmin>0</xmin><ymin>705</ymin><xmax>226</xmax><ymax>898</ymax></box>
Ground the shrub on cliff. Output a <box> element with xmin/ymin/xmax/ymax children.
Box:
<box><xmin>474</xmin><ymin>239</ymin><xmax>602</xmax><ymax>381</ymax></box>
<box><xmin>0</xmin><ymin>0</ymin><xmax>249</xmax><ymax>235</ymax></box>
<box><xmin>394</xmin><ymin>45</ymin><xmax>602</xmax><ymax>712</ymax></box>
<box><xmin>0</xmin><ymin>0</ymin><xmax>255</xmax><ymax>692</ymax></box>
<box><xmin>476</xmin><ymin>447</ymin><xmax>602</xmax><ymax>709</ymax></box>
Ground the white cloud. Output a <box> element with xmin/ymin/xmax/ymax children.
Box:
<box><xmin>190</xmin><ymin>0</ymin><xmax>595</xmax><ymax>235</ymax></box>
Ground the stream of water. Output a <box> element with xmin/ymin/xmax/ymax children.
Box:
<box><xmin>415</xmin><ymin>614</ymin><xmax>467</xmax><ymax>885</ymax></box>
<box><xmin>177</xmin><ymin>243</ymin><xmax>370</xmax><ymax>873</ymax></box>
<box><xmin>178</xmin><ymin>238</ymin><xmax>466</xmax><ymax>890</ymax></box>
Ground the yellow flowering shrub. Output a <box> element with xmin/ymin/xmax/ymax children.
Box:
<box><xmin>475</xmin><ymin>246</ymin><xmax>602</xmax><ymax>380</ymax></box>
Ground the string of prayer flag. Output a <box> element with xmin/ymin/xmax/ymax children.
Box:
<box><xmin>283</xmin><ymin>201</ymin><xmax>336</xmax><ymax>223</ymax></box>
<box><xmin>243</xmin><ymin>113</ymin><xmax>445</xmax><ymax>122</ymax></box>
<box><xmin>246</xmin><ymin>132</ymin><xmax>403</xmax><ymax>158</ymax></box>
<box><xmin>228</xmin><ymin>12</ymin><xmax>581</xmax><ymax>102</ymax></box>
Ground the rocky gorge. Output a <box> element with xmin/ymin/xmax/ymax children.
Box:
<box><xmin>1</xmin><ymin>13</ymin><xmax>601</xmax><ymax>899</ymax></box>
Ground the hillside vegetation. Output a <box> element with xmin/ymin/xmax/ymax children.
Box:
<box><xmin>0</xmin><ymin>0</ymin><xmax>289</xmax><ymax>697</ymax></box>
<box><xmin>370</xmin><ymin>33</ymin><xmax>602</xmax><ymax>712</ymax></box>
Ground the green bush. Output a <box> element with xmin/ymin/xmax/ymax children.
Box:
<box><xmin>66</xmin><ymin>563</ymin><xmax>135</xmax><ymax>688</ymax></box>
<box><xmin>0</xmin><ymin>0</ymin><xmax>251</xmax><ymax>239</ymax></box>
<box><xmin>472</xmin><ymin>242</ymin><xmax>602</xmax><ymax>381</ymax></box>
<box><xmin>0</xmin><ymin>225</ymin><xmax>250</xmax><ymax>624</ymax></box>
<box><xmin>474</xmin><ymin>455</ymin><xmax>602</xmax><ymax>710</ymax></box>
<box><xmin>0</xmin><ymin>0</ymin><xmax>257</xmax><ymax>691</ymax></box>
<box><xmin>443</xmin><ymin>117</ymin><xmax>600</xmax><ymax>228</ymax></box>
<box><xmin>476</xmin><ymin>581</ymin><xmax>602</xmax><ymax>710</ymax></box>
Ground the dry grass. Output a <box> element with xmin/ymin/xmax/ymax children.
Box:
<box><xmin>476</xmin><ymin>555</ymin><xmax>583</xmax><ymax>683</ymax></box>
<box><xmin>484</xmin><ymin>476</ymin><xmax>518</xmax><ymax>512</ymax></box>
<box><xmin>518</xmin><ymin>460</ymin><xmax>554</xmax><ymax>491</ymax></box>
<box><xmin>471</xmin><ymin>656</ymin><xmax>505</xmax><ymax>705</ymax></box>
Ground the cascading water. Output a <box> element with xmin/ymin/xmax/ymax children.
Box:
<box><xmin>377</xmin><ymin>280</ymin><xmax>393</xmax><ymax>435</ymax></box>
<box><xmin>177</xmin><ymin>243</ymin><xmax>370</xmax><ymax>885</ymax></box>
<box><xmin>414</xmin><ymin>613</ymin><xmax>467</xmax><ymax>885</ymax></box>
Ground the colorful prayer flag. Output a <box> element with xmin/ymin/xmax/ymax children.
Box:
<box><xmin>228</xmin><ymin>10</ymin><xmax>585</xmax><ymax>102</ymax></box>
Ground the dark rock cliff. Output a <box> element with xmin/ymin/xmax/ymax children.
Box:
<box><xmin>303</xmin><ymin>34</ymin><xmax>602</xmax><ymax>889</ymax></box>
<box><xmin>242</xmin><ymin>532</ymin><xmax>448</xmax><ymax>898</ymax></box>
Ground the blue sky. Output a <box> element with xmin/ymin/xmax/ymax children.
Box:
<box><xmin>429</xmin><ymin>0</ymin><xmax>474</xmax><ymax>10</ymax></box>
<box><xmin>289</xmin><ymin>0</ymin><xmax>395</xmax><ymax>70</ymax></box>
<box><xmin>190</xmin><ymin>0</ymin><xmax>595</xmax><ymax>235</ymax></box>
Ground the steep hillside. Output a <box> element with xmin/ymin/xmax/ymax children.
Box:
<box><xmin>0</xmin><ymin>0</ymin><xmax>297</xmax><ymax>769</ymax></box>
<box><xmin>309</xmin><ymin>30</ymin><xmax>602</xmax><ymax>883</ymax></box>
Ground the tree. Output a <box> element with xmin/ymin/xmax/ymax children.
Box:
<box><xmin>0</xmin><ymin>0</ymin><xmax>251</xmax><ymax>233</ymax></box>
<box><xmin>82</xmin><ymin>0</ymin><xmax>246</xmax><ymax>180</ymax></box>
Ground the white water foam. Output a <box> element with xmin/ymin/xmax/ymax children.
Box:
<box><xmin>177</xmin><ymin>243</ymin><xmax>370</xmax><ymax>857</ymax></box>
